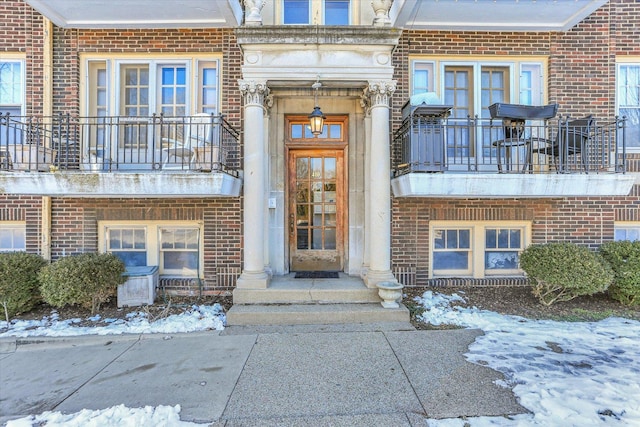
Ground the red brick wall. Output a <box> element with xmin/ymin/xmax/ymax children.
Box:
<box><xmin>0</xmin><ymin>1</ymin><xmax>45</xmax><ymax>115</ymax></box>
<box><xmin>49</xmin><ymin>28</ymin><xmax>243</xmax><ymax>129</ymax></box>
<box><xmin>0</xmin><ymin>195</ymin><xmax>43</xmax><ymax>253</ymax></box>
<box><xmin>49</xmin><ymin>198</ymin><xmax>242</xmax><ymax>292</ymax></box>
<box><xmin>391</xmin><ymin>193</ymin><xmax>640</xmax><ymax>285</ymax></box>
<box><xmin>389</xmin><ymin>1</ymin><xmax>640</xmax><ymax>284</ymax></box>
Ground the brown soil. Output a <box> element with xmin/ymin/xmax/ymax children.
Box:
<box><xmin>5</xmin><ymin>286</ymin><xmax>639</xmax><ymax>330</ymax></box>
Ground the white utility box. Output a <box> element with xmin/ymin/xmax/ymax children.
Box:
<box><xmin>117</xmin><ymin>266</ymin><xmax>159</xmax><ymax>308</ymax></box>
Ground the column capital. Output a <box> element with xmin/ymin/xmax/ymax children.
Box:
<box><xmin>238</xmin><ymin>79</ymin><xmax>270</xmax><ymax>108</ymax></box>
<box><xmin>243</xmin><ymin>0</ymin><xmax>266</xmax><ymax>26</ymax></box>
<box><xmin>364</xmin><ymin>80</ymin><xmax>397</xmax><ymax>108</ymax></box>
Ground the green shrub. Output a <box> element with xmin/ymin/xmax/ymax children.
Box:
<box><xmin>520</xmin><ymin>242</ymin><xmax>613</xmax><ymax>306</ymax></box>
<box><xmin>0</xmin><ymin>252</ymin><xmax>48</xmax><ymax>319</ymax></box>
<box><xmin>599</xmin><ymin>240</ymin><xmax>640</xmax><ymax>306</ymax></box>
<box><xmin>39</xmin><ymin>253</ymin><xmax>126</xmax><ymax>314</ymax></box>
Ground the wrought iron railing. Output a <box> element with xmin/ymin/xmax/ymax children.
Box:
<box><xmin>392</xmin><ymin>115</ymin><xmax>627</xmax><ymax>175</ymax></box>
<box><xmin>0</xmin><ymin>113</ymin><xmax>240</xmax><ymax>174</ymax></box>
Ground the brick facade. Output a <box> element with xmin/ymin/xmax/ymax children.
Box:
<box><xmin>2</xmin><ymin>1</ymin><xmax>639</xmax><ymax>290</ymax></box>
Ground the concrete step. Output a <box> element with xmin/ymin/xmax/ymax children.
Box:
<box><xmin>233</xmin><ymin>285</ymin><xmax>380</xmax><ymax>304</ymax></box>
<box><xmin>226</xmin><ymin>303</ymin><xmax>410</xmax><ymax>326</ymax></box>
<box><xmin>232</xmin><ymin>274</ymin><xmax>382</xmax><ymax>305</ymax></box>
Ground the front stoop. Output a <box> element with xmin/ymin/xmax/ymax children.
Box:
<box><xmin>226</xmin><ymin>275</ymin><xmax>411</xmax><ymax>326</ymax></box>
<box><xmin>226</xmin><ymin>303</ymin><xmax>410</xmax><ymax>326</ymax></box>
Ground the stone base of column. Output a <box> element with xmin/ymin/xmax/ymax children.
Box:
<box><xmin>236</xmin><ymin>270</ymin><xmax>270</xmax><ymax>289</ymax></box>
<box><xmin>364</xmin><ymin>269</ymin><xmax>397</xmax><ymax>288</ymax></box>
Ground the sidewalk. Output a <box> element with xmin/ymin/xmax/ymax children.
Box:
<box><xmin>0</xmin><ymin>325</ymin><xmax>526</xmax><ymax>426</ymax></box>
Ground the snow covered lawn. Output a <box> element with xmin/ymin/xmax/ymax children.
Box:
<box><xmin>2</xmin><ymin>291</ymin><xmax>639</xmax><ymax>426</ymax></box>
<box><xmin>418</xmin><ymin>291</ymin><xmax>640</xmax><ymax>426</ymax></box>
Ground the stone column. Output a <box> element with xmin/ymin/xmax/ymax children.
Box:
<box><xmin>363</xmin><ymin>80</ymin><xmax>397</xmax><ymax>287</ymax></box>
<box><xmin>360</xmin><ymin>94</ymin><xmax>372</xmax><ymax>277</ymax></box>
<box><xmin>236</xmin><ymin>80</ymin><xmax>270</xmax><ymax>289</ymax></box>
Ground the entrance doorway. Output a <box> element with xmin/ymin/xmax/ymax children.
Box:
<box><xmin>288</xmin><ymin>149</ymin><xmax>345</xmax><ymax>271</ymax></box>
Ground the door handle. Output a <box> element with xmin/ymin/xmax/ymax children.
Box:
<box><xmin>289</xmin><ymin>213</ymin><xmax>294</xmax><ymax>234</ymax></box>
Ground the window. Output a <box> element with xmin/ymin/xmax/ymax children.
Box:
<box><xmin>614</xmin><ymin>222</ymin><xmax>640</xmax><ymax>241</ymax></box>
<box><xmin>106</xmin><ymin>227</ymin><xmax>147</xmax><ymax>267</ymax></box>
<box><xmin>287</xmin><ymin>116</ymin><xmax>344</xmax><ymax>141</ymax></box>
<box><xmin>325</xmin><ymin>0</ymin><xmax>349</xmax><ymax>25</ymax></box>
<box><xmin>100</xmin><ymin>222</ymin><xmax>202</xmax><ymax>277</ymax></box>
<box><xmin>0</xmin><ymin>222</ymin><xmax>26</xmax><ymax>252</ymax></box>
<box><xmin>0</xmin><ymin>59</ymin><xmax>24</xmax><ymax>116</ymax></box>
<box><xmin>283</xmin><ymin>0</ymin><xmax>350</xmax><ymax>25</ymax></box>
<box><xmin>159</xmin><ymin>227</ymin><xmax>199</xmax><ymax>275</ymax></box>
<box><xmin>431</xmin><ymin>221</ymin><xmax>530</xmax><ymax>278</ymax></box>
<box><xmin>411</xmin><ymin>57</ymin><xmax>545</xmax><ymax>162</ymax></box>
<box><xmin>83</xmin><ymin>56</ymin><xmax>220</xmax><ymax>118</ymax></box>
<box><xmin>617</xmin><ymin>63</ymin><xmax>640</xmax><ymax>150</ymax></box>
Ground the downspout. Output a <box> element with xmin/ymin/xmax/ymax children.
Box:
<box><xmin>41</xmin><ymin>17</ymin><xmax>53</xmax><ymax>260</ymax></box>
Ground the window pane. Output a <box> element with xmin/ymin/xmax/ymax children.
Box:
<box><xmin>284</xmin><ymin>0</ymin><xmax>309</xmax><ymax>24</ymax></box>
<box><xmin>325</xmin><ymin>0</ymin><xmax>349</xmax><ymax>25</ymax></box>
<box><xmin>446</xmin><ymin>229</ymin><xmax>458</xmax><ymax>248</ymax></box>
<box><xmin>510</xmin><ymin>229</ymin><xmax>521</xmax><ymax>248</ymax></box>
<box><xmin>163</xmin><ymin>251</ymin><xmax>197</xmax><ymax>270</ymax></box>
<box><xmin>497</xmin><ymin>229</ymin><xmax>509</xmax><ymax>248</ymax></box>
<box><xmin>115</xmin><ymin>252</ymin><xmax>147</xmax><ymax>267</ymax></box>
<box><xmin>485</xmin><ymin>229</ymin><xmax>496</xmax><ymax>248</ymax></box>
<box><xmin>485</xmin><ymin>251</ymin><xmax>519</xmax><ymax>270</ymax></box>
<box><xmin>459</xmin><ymin>229</ymin><xmax>470</xmax><ymax>248</ymax></box>
<box><xmin>0</xmin><ymin>62</ymin><xmax>22</xmax><ymax>105</ymax></box>
<box><xmin>434</xmin><ymin>252</ymin><xmax>468</xmax><ymax>270</ymax></box>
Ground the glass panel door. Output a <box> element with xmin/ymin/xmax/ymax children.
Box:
<box><xmin>289</xmin><ymin>149</ymin><xmax>344</xmax><ymax>271</ymax></box>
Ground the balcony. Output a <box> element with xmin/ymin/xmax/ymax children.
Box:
<box><xmin>391</xmin><ymin>115</ymin><xmax>636</xmax><ymax>198</ymax></box>
<box><xmin>0</xmin><ymin>114</ymin><xmax>242</xmax><ymax>197</ymax></box>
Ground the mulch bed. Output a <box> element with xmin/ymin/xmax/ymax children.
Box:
<box><xmin>5</xmin><ymin>286</ymin><xmax>638</xmax><ymax>329</ymax></box>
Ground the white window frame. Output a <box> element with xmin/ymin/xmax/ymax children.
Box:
<box><xmin>281</xmin><ymin>0</ymin><xmax>351</xmax><ymax>25</ymax></box>
<box><xmin>616</xmin><ymin>60</ymin><xmax>640</xmax><ymax>152</ymax></box>
<box><xmin>614</xmin><ymin>221</ymin><xmax>640</xmax><ymax>241</ymax></box>
<box><xmin>98</xmin><ymin>221</ymin><xmax>204</xmax><ymax>277</ymax></box>
<box><xmin>0</xmin><ymin>56</ymin><xmax>25</xmax><ymax>116</ymax></box>
<box><xmin>430</xmin><ymin>221</ymin><xmax>531</xmax><ymax>279</ymax></box>
<box><xmin>410</xmin><ymin>57</ymin><xmax>547</xmax><ymax>115</ymax></box>
<box><xmin>81</xmin><ymin>55</ymin><xmax>221</xmax><ymax>118</ymax></box>
<box><xmin>0</xmin><ymin>221</ymin><xmax>26</xmax><ymax>252</ymax></box>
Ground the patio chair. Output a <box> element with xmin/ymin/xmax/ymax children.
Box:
<box><xmin>162</xmin><ymin>114</ymin><xmax>213</xmax><ymax>170</ymax></box>
<box><xmin>532</xmin><ymin>116</ymin><xmax>594</xmax><ymax>173</ymax></box>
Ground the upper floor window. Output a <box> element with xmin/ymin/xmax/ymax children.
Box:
<box><xmin>0</xmin><ymin>222</ymin><xmax>26</xmax><ymax>252</ymax></box>
<box><xmin>283</xmin><ymin>0</ymin><xmax>350</xmax><ymax>25</ymax></box>
<box><xmin>410</xmin><ymin>57</ymin><xmax>545</xmax><ymax>160</ymax></box>
<box><xmin>84</xmin><ymin>56</ymin><xmax>219</xmax><ymax>118</ymax></box>
<box><xmin>617</xmin><ymin>63</ymin><xmax>640</xmax><ymax>150</ymax></box>
<box><xmin>0</xmin><ymin>60</ymin><xmax>24</xmax><ymax>116</ymax></box>
<box><xmin>411</xmin><ymin>59</ymin><xmax>544</xmax><ymax>118</ymax></box>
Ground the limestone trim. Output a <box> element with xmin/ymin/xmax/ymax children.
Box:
<box><xmin>238</xmin><ymin>79</ymin><xmax>271</xmax><ymax>110</ymax></box>
<box><xmin>365</xmin><ymin>80</ymin><xmax>397</xmax><ymax>108</ymax></box>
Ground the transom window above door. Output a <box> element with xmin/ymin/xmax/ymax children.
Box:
<box><xmin>282</xmin><ymin>0</ymin><xmax>350</xmax><ymax>25</ymax></box>
<box><xmin>288</xmin><ymin>117</ymin><xmax>345</xmax><ymax>142</ymax></box>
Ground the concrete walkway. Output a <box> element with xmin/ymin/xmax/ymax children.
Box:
<box><xmin>0</xmin><ymin>326</ymin><xmax>527</xmax><ymax>426</ymax></box>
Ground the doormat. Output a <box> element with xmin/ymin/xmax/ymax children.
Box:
<box><xmin>294</xmin><ymin>271</ymin><xmax>339</xmax><ymax>279</ymax></box>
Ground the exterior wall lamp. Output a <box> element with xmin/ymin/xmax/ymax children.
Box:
<box><xmin>308</xmin><ymin>79</ymin><xmax>325</xmax><ymax>136</ymax></box>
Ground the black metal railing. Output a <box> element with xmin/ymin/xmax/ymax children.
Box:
<box><xmin>0</xmin><ymin>113</ymin><xmax>240</xmax><ymax>174</ymax></box>
<box><xmin>392</xmin><ymin>116</ymin><xmax>627</xmax><ymax>175</ymax></box>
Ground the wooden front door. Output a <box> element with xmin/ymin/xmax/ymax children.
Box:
<box><xmin>288</xmin><ymin>149</ymin><xmax>344</xmax><ymax>271</ymax></box>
